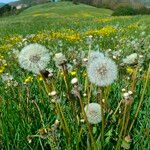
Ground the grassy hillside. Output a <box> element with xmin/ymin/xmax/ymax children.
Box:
<box><xmin>0</xmin><ymin>2</ymin><xmax>150</xmax><ymax>150</ymax></box>
<box><xmin>0</xmin><ymin>1</ymin><xmax>149</xmax><ymax>37</ymax></box>
<box><xmin>0</xmin><ymin>2</ymin><xmax>113</xmax><ymax>36</ymax></box>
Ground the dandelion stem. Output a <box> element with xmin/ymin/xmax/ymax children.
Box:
<box><xmin>32</xmin><ymin>100</ymin><xmax>45</xmax><ymax>128</ymax></box>
<box><xmin>98</xmin><ymin>88</ymin><xmax>105</xmax><ymax>148</ymax></box>
<box><xmin>113</xmin><ymin>100</ymin><xmax>123</xmax><ymax>115</ymax></box>
<box><xmin>77</xmin><ymin>91</ymin><xmax>97</xmax><ymax>150</ymax></box>
<box><xmin>115</xmin><ymin>103</ymin><xmax>127</xmax><ymax>150</ymax></box>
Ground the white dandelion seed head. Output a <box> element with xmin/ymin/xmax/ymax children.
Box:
<box><xmin>87</xmin><ymin>52</ymin><xmax>118</xmax><ymax>86</ymax></box>
<box><xmin>54</xmin><ymin>52</ymin><xmax>67</xmax><ymax>67</ymax></box>
<box><xmin>88</xmin><ymin>51</ymin><xmax>105</xmax><ymax>63</ymax></box>
<box><xmin>1</xmin><ymin>73</ymin><xmax>13</xmax><ymax>82</ymax></box>
<box><xmin>18</xmin><ymin>44</ymin><xmax>50</xmax><ymax>74</ymax></box>
<box><xmin>84</xmin><ymin>103</ymin><xmax>102</xmax><ymax>124</ymax></box>
<box><xmin>122</xmin><ymin>53</ymin><xmax>138</xmax><ymax>65</ymax></box>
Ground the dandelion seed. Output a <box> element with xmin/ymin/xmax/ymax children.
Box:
<box><xmin>18</xmin><ymin>44</ymin><xmax>50</xmax><ymax>74</ymax></box>
<box><xmin>87</xmin><ymin>51</ymin><xmax>118</xmax><ymax>86</ymax></box>
<box><xmin>84</xmin><ymin>103</ymin><xmax>102</xmax><ymax>124</ymax></box>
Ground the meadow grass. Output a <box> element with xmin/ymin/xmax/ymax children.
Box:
<box><xmin>0</xmin><ymin>1</ymin><xmax>150</xmax><ymax>150</ymax></box>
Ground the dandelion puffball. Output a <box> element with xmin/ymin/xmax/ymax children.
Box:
<box><xmin>87</xmin><ymin>51</ymin><xmax>118</xmax><ymax>86</ymax></box>
<box><xmin>84</xmin><ymin>103</ymin><xmax>102</xmax><ymax>124</ymax></box>
<box><xmin>18</xmin><ymin>44</ymin><xmax>50</xmax><ymax>74</ymax></box>
<box><xmin>122</xmin><ymin>53</ymin><xmax>138</xmax><ymax>65</ymax></box>
<box><xmin>54</xmin><ymin>52</ymin><xmax>67</xmax><ymax>67</ymax></box>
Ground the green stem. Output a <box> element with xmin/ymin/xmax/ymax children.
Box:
<box><xmin>78</xmin><ymin>93</ymin><xmax>97</xmax><ymax>150</ymax></box>
<box><xmin>115</xmin><ymin>103</ymin><xmax>127</xmax><ymax>150</ymax></box>
<box><xmin>98</xmin><ymin>88</ymin><xmax>104</xmax><ymax>148</ymax></box>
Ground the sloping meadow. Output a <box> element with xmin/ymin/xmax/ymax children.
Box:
<box><xmin>0</xmin><ymin>3</ymin><xmax>150</xmax><ymax>150</ymax></box>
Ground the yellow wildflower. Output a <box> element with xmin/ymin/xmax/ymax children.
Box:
<box><xmin>70</xmin><ymin>71</ymin><xmax>77</xmax><ymax>76</ymax></box>
<box><xmin>83</xmin><ymin>72</ymin><xmax>87</xmax><ymax>77</ymax></box>
<box><xmin>38</xmin><ymin>75</ymin><xmax>44</xmax><ymax>81</ymax></box>
<box><xmin>0</xmin><ymin>66</ymin><xmax>5</xmax><ymax>74</ymax></box>
<box><xmin>126</xmin><ymin>67</ymin><xmax>134</xmax><ymax>74</ymax></box>
<box><xmin>24</xmin><ymin>76</ymin><xmax>33</xmax><ymax>84</ymax></box>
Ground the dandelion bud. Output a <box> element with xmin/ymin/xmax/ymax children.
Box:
<box><xmin>80</xmin><ymin>119</ymin><xmax>85</xmax><ymax>123</ymax></box>
<box><xmin>123</xmin><ymin>92</ymin><xmax>129</xmax><ymax>99</ymax></box>
<box><xmin>122</xmin><ymin>88</ymin><xmax>126</xmax><ymax>92</ymax></box>
<box><xmin>54</xmin><ymin>119</ymin><xmax>60</xmax><ymax>126</ymax></box>
<box><xmin>113</xmin><ymin>55</ymin><xmax>117</xmax><ymax>60</ymax></box>
<box><xmin>128</xmin><ymin>91</ymin><xmax>133</xmax><ymax>95</ymax></box>
<box><xmin>71</xmin><ymin>77</ymin><xmax>78</xmax><ymax>85</ymax></box>
<box><xmin>83</xmin><ymin>93</ymin><xmax>87</xmax><ymax>97</ymax></box>
<box><xmin>83</xmin><ymin>58</ymin><xmax>88</xmax><ymax>62</ymax></box>
<box><xmin>50</xmin><ymin>91</ymin><xmax>57</xmax><ymax>96</ymax></box>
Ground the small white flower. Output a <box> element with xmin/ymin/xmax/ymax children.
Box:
<box><xmin>122</xmin><ymin>53</ymin><xmax>138</xmax><ymax>65</ymax></box>
<box><xmin>18</xmin><ymin>44</ymin><xmax>50</xmax><ymax>74</ymax></box>
<box><xmin>71</xmin><ymin>77</ymin><xmax>78</xmax><ymax>84</ymax></box>
<box><xmin>84</xmin><ymin>103</ymin><xmax>102</xmax><ymax>124</ymax></box>
<box><xmin>87</xmin><ymin>51</ymin><xmax>118</xmax><ymax>86</ymax></box>
<box><xmin>54</xmin><ymin>53</ymin><xmax>66</xmax><ymax>66</ymax></box>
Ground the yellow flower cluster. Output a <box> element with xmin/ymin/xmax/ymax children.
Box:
<box><xmin>24</xmin><ymin>76</ymin><xmax>33</xmax><ymax>84</ymax></box>
<box><xmin>5</xmin><ymin>35</ymin><xmax>23</xmax><ymax>44</ymax></box>
<box><xmin>86</xmin><ymin>26</ymin><xmax>116</xmax><ymax>36</ymax></box>
<box><xmin>0</xmin><ymin>44</ymin><xmax>14</xmax><ymax>52</ymax></box>
<box><xmin>0</xmin><ymin>55</ymin><xmax>7</xmax><ymax>74</ymax></box>
<box><xmin>29</xmin><ymin>30</ymin><xmax>81</xmax><ymax>42</ymax></box>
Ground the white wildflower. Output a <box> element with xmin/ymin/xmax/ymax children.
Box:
<box><xmin>84</xmin><ymin>103</ymin><xmax>102</xmax><ymax>124</ymax></box>
<box><xmin>122</xmin><ymin>53</ymin><xmax>138</xmax><ymax>65</ymax></box>
<box><xmin>87</xmin><ymin>51</ymin><xmax>118</xmax><ymax>86</ymax></box>
<box><xmin>18</xmin><ymin>44</ymin><xmax>50</xmax><ymax>74</ymax></box>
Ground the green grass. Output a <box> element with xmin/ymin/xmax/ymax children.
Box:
<box><xmin>0</xmin><ymin>1</ymin><xmax>150</xmax><ymax>150</ymax></box>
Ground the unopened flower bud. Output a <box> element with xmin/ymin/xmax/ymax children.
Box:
<box><xmin>50</xmin><ymin>91</ymin><xmax>57</xmax><ymax>96</ymax></box>
<box><xmin>123</xmin><ymin>92</ymin><xmax>129</xmax><ymax>99</ymax></box>
<box><xmin>128</xmin><ymin>91</ymin><xmax>133</xmax><ymax>95</ymax></box>
<box><xmin>71</xmin><ymin>78</ymin><xmax>78</xmax><ymax>85</ymax></box>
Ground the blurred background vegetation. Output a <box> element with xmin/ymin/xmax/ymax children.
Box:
<box><xmin>0</xmin><ymin>0</ymin><xmax>150</xmax><ymax>17</ymax></box>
